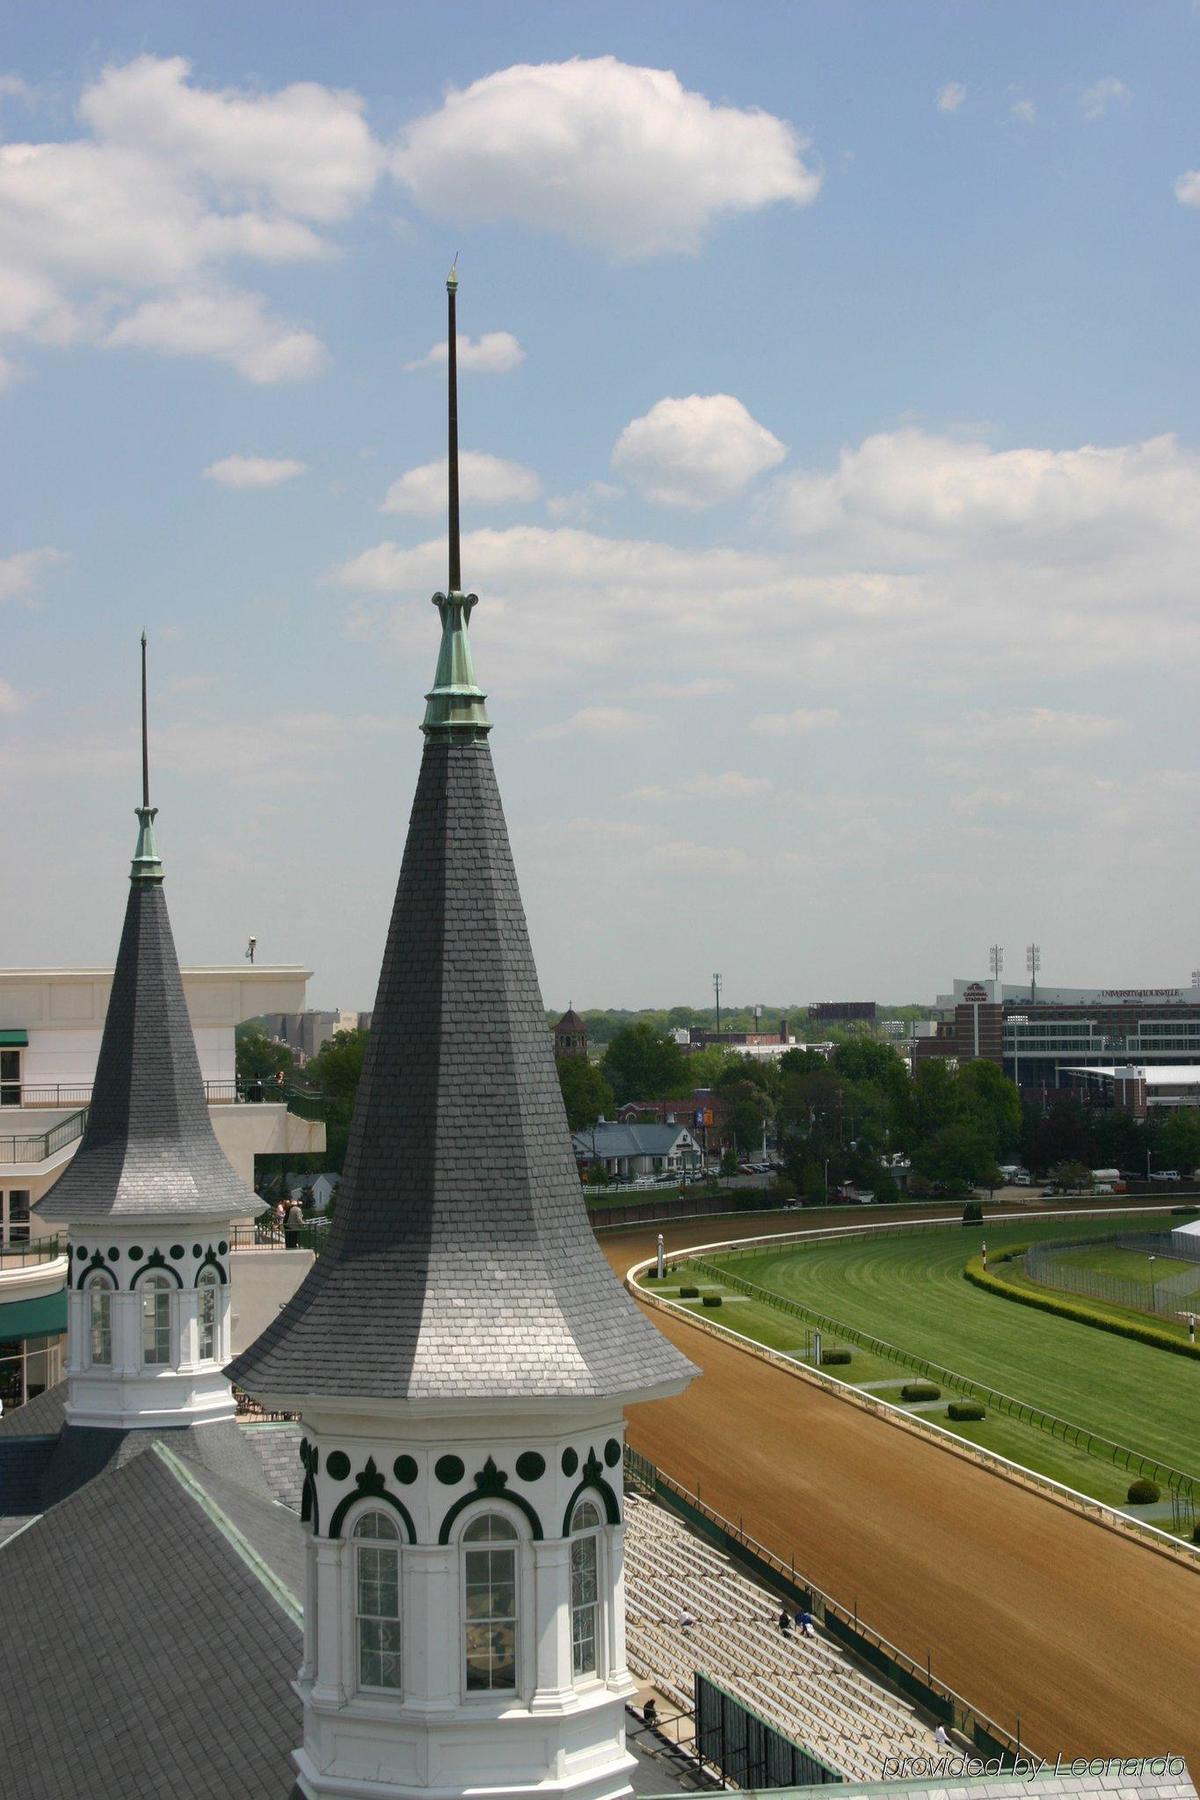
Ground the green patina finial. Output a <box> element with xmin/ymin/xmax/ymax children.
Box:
<box><xmin>422</xmin><ymin>591</ymin><xmax>491</xmax><ymax>738</ymax></box>
<box><xmin>131</xmin><ymin>805</ymin><xmax>164</xmax><ymax>883</ymax></box>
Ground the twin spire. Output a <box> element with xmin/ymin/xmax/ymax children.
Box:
<box><xmin>422</xmin><ymin>262</ymin><xmax>491</xmax><ymax>741</ymax></box>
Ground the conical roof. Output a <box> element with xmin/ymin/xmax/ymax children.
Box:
<box><xmin>38</xmin><ymin>658</ymin><xmax>255</xmax><ymax>1226</ymax></box>
<box><xmin>556</xmin><ymin>1007</ymin><xmax>587</xmax><ymax>1032</ymax></box>
<box><xmin>228</xmin><ymin>726</ymin><xmax>694</xmax><ymax>1403</ymax></box>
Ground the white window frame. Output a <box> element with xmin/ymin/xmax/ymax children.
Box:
<box><xmin>1</xmin><ymin>1188</ymin><xmax>32</xmax><ymax>1247</ymax></box>
<box><xmin>459</xmin><ymin>1507</ymin><xmax>524</xmax><ymax>1701</ymax></box>
<box><xmin>352</xmin><ymin>1510</ymin><xmax>403</xmax><ymax>1696</ymax></box>
<box><xmin>569</xmin><ymin>1499</ymin><xmax>605</xmax><ymax>1684</ymax></box>
<box><xmin>196</xmin><ymin>1268</ymin><xmax>220</xmax><ymax>1362</ymax></box>
<box><xmin>84</xmin><ymin>1270</ymin><xmax>115</xmax><ymax>1369</ymax></box>
<box><xmin>139</xmin><ymin>1273</ymin><xmax>173</xmax><ymax>1368</ymax></box>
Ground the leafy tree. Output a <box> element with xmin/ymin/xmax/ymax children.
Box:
<box><xmin>302</xmin><ymin>1028</ymin><xmax>369</xmax><ymax>1171</ymax></box>
<box><xmin>1025</xmin><ymin>1099</ymin><xmax>1091</xmax><ymax>1176</ymax></box>
<box><xmin>235</xmin><ymin>1021</ymin><xmax>293</xmax><ymax>1085</ymax></box>
<box><xmin>1158</xmin><ymin>1108</ymin><xmax>1200</xmax><ymax>1175</ymax></box>
<box><xmin>912</xmin><ymin>1121</ymin><xmax>996</xmax><ymax>1191</ymax></box>
<box><xmin>600</xmin><ymin>1024</ymin><xmax>689</xmax><ymax>1106</ymax></box>
<box><xmin>778</xmin><ymin>1048</ymin><xmax>828</xmax><ymax>1077</ymax></box>
<box><xmin>719</xmin><ymin>1148</ymin><xmax>739</xmax><ymax>1179</ymax></box>
<box><xmin>830</xmin><ymin>1040</ymin><xmax>909</xmax><ymax>1111</ymax></box>
<box><xmin>1047</xmin><ymin>1160</ymin><xmax>1093</xmax><ymax>1193</ymax></box>
<box><xmin>955</xmin><ymin>1060</ymin><xmax>1021</xmax><ymax>1157</ymax></box>
<box><xmin>555</xmin><ymin>1056</ymin><xmax>614</xmax><ymax>1132</ymax></box>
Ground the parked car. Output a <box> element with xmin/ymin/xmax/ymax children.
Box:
<box><xmin>1154</xmin><ymin>1170</ymin><xmax>1181</xmax><ymax>1182</ymax></box>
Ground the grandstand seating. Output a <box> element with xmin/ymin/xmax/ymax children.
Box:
<box><xmin>623</xmin><ymin>1493</ymin><xmax>944</xmax><ymax>1782</ymax></box>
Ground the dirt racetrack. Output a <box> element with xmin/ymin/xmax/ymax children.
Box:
<box><xmin>603</xmin><ymin>1216</ymin><xmax>1200</xmax><ymax>1763</ymax></box>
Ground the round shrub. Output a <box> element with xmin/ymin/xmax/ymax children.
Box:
<box><xmin>947</xmin><ymin>1401</ymin><xmax>986</xmax><ymax>1422</ymax></box>
<box><xmin>821</xmin><ymin>1348</ymin><xmax>852</xmax><ymax>1365</ymax></box>
<box><xmin>901</xmin><ymin>1382</ymin><xmax>941</xmax><ymax>1402</ymax></box>
<box><xmin>701</xmin><ymin>1294</ymin><xmax>723</xmax><ymax>1308</ymax></box>
<box><xmin>679</xmin><ymin>1285</ymin><xmax>700</xmax><ymax>1299</ymax></box>
<box><xmin>1127</xmin><ymin>1477</ymin><xmax>1161</xmax><ymax>1505</ymax></box>
<box><xmin>643</xmin><ymin>1270</ymin><xmax>660</xmax><ymax>1281</ymax></box>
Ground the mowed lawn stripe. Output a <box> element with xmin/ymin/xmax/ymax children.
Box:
<box><xmin>709</xmin><ymin>1216</ymin><xmax>1200</xmax><ymax>1477</ymax></box>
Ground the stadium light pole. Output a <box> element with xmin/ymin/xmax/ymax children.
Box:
<box><xmin>713</xmin><ymin>972</ymin><xmax>722</xmax><ymax>1040</ymax></box>
<box><xmin>1148</xmin><ymin>1253</ymin><xmax>1157</xmax><ymax>1314</ymax></box>
<box><xmin>1026</xmin><ymin>943</ymin><xmax>1040</xmax><ymax>1004</ymax></box>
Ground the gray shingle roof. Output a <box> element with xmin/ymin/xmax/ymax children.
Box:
<box><xmin>37</xmin><ymin>873</ymin><xmax>256</xmax><ymax>1224</ymax></box>
<box><xmin>573</xmin><ymin>1122</ymin><xmax>698</xmax><ymax>1159</ymax></box>
<box><xmin>230</xmin><ymin>737</ymin><xmax>695</xmax><ymax>1405</ymax></box>
<box><xmin>0</xmin><ymin>1443</ymin><xmax>301</xmax><ymax>1800</ymax></box>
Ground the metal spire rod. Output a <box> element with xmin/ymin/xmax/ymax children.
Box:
<box><xmin>140</xmin><ymin>631</ymin><xmax>150</xmax><ymax>809</ymax></box>
<box><xmin>447</xmin><ymin>257</ymin><xmax>461</xmax><ymax>594</ymax></box>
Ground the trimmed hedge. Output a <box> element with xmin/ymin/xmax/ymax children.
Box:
<box><xmin>963</xmin><ymin>1255</ymin><xmax>1200</xmax><ymax>1361</ymax></box>
<box><xmin>643</xmin><ymin>1270</ymin><xmax>660</xmax><ymax>1281</ymax></box>
<box><xmin>821</xmin><ymin>1348</ymin><xmax>853</xmax><ymax>1365</ymax></box>
<box><xmin>1127</xmin><ymin>1477</ymin><xmax>1161</xmax><ymax>1504</ymax></box>
<box><xmin>948</xmin><ymin>1401</ymin><xmax>986</xmax><ymax>1422</ymax></box>
<box><xmin>900</xmin><ymin>1382</ymin><xmax>941</xmax><ymax>1402</ymax></box>
<box><xmin>701</xmin><ymin>1294</ymin><xmax>723</xmax><ymax>1308</ymax></box>
<box><xmin>679</xmin><ymin>1286</ymin><xmax>700</xmax><ymax>1299</ymax></box>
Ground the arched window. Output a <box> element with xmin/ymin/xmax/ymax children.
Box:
<box><xmin>197</xmin><ymin>1268</ymin><xmax>220</xmax><ymax>1362</ymax></box>
<box><xmin>462</xmin><ymin>1513</ymin><xmax>518</xmax><ymax>1692</ymax></box>
<box><xmin>84</xmin><ymin>1271</ymin><xmax>114</xmax><ymax>1368</ymax></box>
<box><xmin>141</xmin><ymin>1274</ymin><xmax>172</xmax><ymax>1366</ymax></box>
<box><xmin>570</xmin><ymin>1499</ymin><xmax>603</xmax><ymax>1680</ymax></box>
<box><xmin>353</xmin><ymin>1511</ymin><xmax>402</xmax><ymax>1693</ymax></box>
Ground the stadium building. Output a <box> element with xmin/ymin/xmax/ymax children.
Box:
<box><xmin>917</xmin><ymin>976</ymin><xmax>1200</xmax><ymax>1098</ymax></box>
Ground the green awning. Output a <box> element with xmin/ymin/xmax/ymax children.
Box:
<box><xmin>0</xmin><ymin>1289</ymin><xmax>67</xmax><ymax>1342</ymax></box>
<box><xmin>0</xmin><ymin>1029</ymin><xmax>28</xmax><ymax>1046</ymax></box>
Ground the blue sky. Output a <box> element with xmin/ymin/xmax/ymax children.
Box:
<box><xmin>3</xmin><ymin>3</ymin><xmax>1200</xmax><ymax>1011</ymax></box>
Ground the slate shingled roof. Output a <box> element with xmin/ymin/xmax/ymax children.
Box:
<box><xmin>0</xmin><ymin>1441</ymin><xmax>301</xmax><ymax>1800</ymax></box>
<box><xmin>230</xmin><ymin>734</ymin><xmax>696</xmax><ymax>1404</ymax></box>
<box><xmin>37</xmin><ymin>865</ymin><xmax>255</xmax><ymax>1224</ymax></box>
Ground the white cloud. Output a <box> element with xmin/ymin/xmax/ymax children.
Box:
<box><xmin>937</xmin><ymin>82</ymin><xmax>967</xmax><ymax>114</ymax></box>
<box><xmin>405</xmin><ymin>330</ymin><xmax>525</xmax><ymax>374</ymax></box>
<box><xmin>750</xmin><ymin>708</ymin><xmax>840</xmax><ymax>737</ymax></box>
<box><xmin>633</xmin><ymin>771</ymin><xmax>772</xmax><ymax>801</ymax></box>
<box><xmin>392</xmin><ymin>56</ymin><xmax>818</xmax><ymax>258</ymax></box>
<box><xmin>0</xmin><ymin>546</ymin><xmax>67</xmax><ymax>602</ymax></box>
<box><xmin>612</xmin><ymin>394</ymin><xmax>786</xmax><ymax>508</ymax></box>
<box><xmin>0</xmin><ymin>56</ymin><xmax>382</xmax><ymax>381</ymax></box>
<box><xmin>1175</xmin><ymin>170</ymin><xmax>1200</xmax><ymax>208</ymax></box>
<box><xmin>530</xmin><ymin>707</ymin><xmax>660</xmax><ymax>742</ymax></box>
<box><xmin>0</xmin><ymin>676</ymin><xmax>31</xmax><ymax>714</ymax></box>
<box><xmin>381</xmin><ymin>451</ymin><xmax>541</xmax><ymax>515</ymax></box>
<box><xmin>105</xmin><ymin>287</ymin><xmax>326</xmax><ymax>383</ymax></box>
<box><xmin>203</xmin><ymin>454</ymin><xmax>307</xmax><ymax>488</ymax></box>
<box><xmin>1079</xmin><ymin>77</ymin><xmax>1130</xmax><ymax>120</ymax></box>
<box><xmin>1011</xmin><ymin>99</ymin><xmax>1036</xmax><ymax>124</ymax></box>
<box><xmin>636</xmin><ymin>677</ymin><xmax>731</xmax><ymax>700</ymax></box>
<box><xmin>919</xmin><ymin>709</ymin><xmax>1129</xmax><ymax>751</ymax></box>
<box><xmin>0</xmin><ymin>75</ymin><xmax>33</xmax><ymax>106</ymax></box>
<box><xmin>546</xmin><ymin>482</ymin><xmax>623</xmax><ymax>524</ymax></box>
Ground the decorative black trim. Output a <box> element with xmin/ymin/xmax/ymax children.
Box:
<box><xmin>328</xmin><ymin>1456</ymin><xmax>416</xmax><ymax>1542</ymax></box>
<box><xmin>604</xmin><ymin>1438</ymin><xmax>621</xmax><ymax>1468</ymax></box>
<box><xmin>195</xmin><ymin>1247</ymin><xmax>227</xmax><ymax>1285</ymax></box>
<box><xmin>326</xmin><ymin>1450</ymin><xmax>351</xmax><ymax>1481</ymax></box>
<box><xmin>107</xmin><ymin>1248</ymin><xmax>119</xmax><ymax>1261</ymax></box>
<box><xmin>218</xmin><ymin>1239</ymin><xmax>229</xmax><ymax>1256</ymax></box>
<box><xmin>435</xmin><ymin>1454</ymin><xmax>465</xmax><ymax>1486</ymax></box>
<box><xmin>561</xmin><ymin>1447</ymin><xmax>579</xmax><ymax>1477</ymax></box>
<box><xmin>75</xmin><ymin>1247</ymin><xmax>87</xmax><ymax>1261</ymax></box>
<box><xmin>515</xmin><ymin>1451</ymin><xmax>545</xmax><ymax>1482</ymax></box>
<box><xmin>393</xmin><ymin>1455</ymin><xmax>418</xmax><ymax>1485</ymax></box>
<box><xmin>132</xmin><ymin>1250</ymin><xmax>183</xmax><ymax>1288</ymax></box>
<box><xmin>170</xmin><ymin>1244</ymin><xmax>185</xmax><ymax>1260</ymax></box>
<box><xmin>561</xmin><ymin>1448</ymin><xmax>620</xmax><ymax>1535</ymax></box>
<box><xmin>129</xmin><ymin>1246</ymin><xmax>144</xmax><ymax>1262</ymax></box>
<box><xmin>438</xmin><ymin>1456</ymin><xmax>543</xmax><ymax>1544</ymax></box>
<box><xmin>192</xmin><ymin>1243</ymin><xmax>202</xmax><ymax>1258</ymax></box>
<box><xmin>77</xmin><ymin>1250</ymin><xmax>112</xmax><ymax>1289</ymax></box>
<box><xmin>299</xmin><ymin>1439</ymin><xmax>320</xmax><ymax>1533</ymax></box>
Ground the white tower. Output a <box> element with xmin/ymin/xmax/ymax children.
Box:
<box><xmin>230</xmin><ymin>272</ymin><xmax>695</xmax><ymax>1800</ymax></box>
<box><xmin>36</xmin><ymin>640</ymin><xmax>256</xmax><ymax>1431</ymax></box>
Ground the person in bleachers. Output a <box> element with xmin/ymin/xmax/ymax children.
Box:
<box><xmin>778</xmin><ymin>1607</ymin><xmax>794</xmax><ymax>1634</ymax></box>
<box><xmin>677</xmin><ymin>1609</ymin><xmax>695</xmax><ymax>1633</ymax></box>
<box><xmin>642</xmin><ymin>1698</ymin><xmax>658</xmax><ymax>1728</ymax></box>
<box><xmin>796</xmin><ymin>1608</ymin><xmax>816</xmax><ymax>1638</ymax></box>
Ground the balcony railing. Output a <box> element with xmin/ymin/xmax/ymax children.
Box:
<box><xmin>0</xmin><ymin>1109</ymin><xmax>89</xmax><ymax>1166</ymax></box>
<box><xmin>17</xmin><ymin>1079</ymin><xmax>243</xmax><ymax>1108</ymax></box>
<box><xmin>0</xmin><ymin>1233</ymin><xmax>66</xmax><ymax>1266</ymax></box>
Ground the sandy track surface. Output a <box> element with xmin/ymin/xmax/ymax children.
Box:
<box><xmin>603</xmin><ymin>1219</ymin><xmax>1200</xmax><ymax>1763</ymax></box>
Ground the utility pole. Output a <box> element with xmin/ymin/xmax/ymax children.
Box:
<box><xmin>713</xmin><ymin>972</ymin><xmax>723</xmax><ymax>1039</ymax></box>
<box><xmin>1026</xmin><ymin>943</ymin><xmax>1041</xmax><ymax>1004</ymax></box>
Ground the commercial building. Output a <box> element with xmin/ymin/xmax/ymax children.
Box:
<box><xmin>917</xmin><ymin>976</ymin><xmax>1200</xmax><ymax>1095</ymax></box>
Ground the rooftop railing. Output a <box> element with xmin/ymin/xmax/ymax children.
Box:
<box><xmin>0</xmin><ymin>1108</ymin><xmax>89</xmax><ymax>1166</ymax></box>
<box><xmin>0</xmin><ymin>1232</ymin><xmax>66</xmax><ymax>1266</ymax></box>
